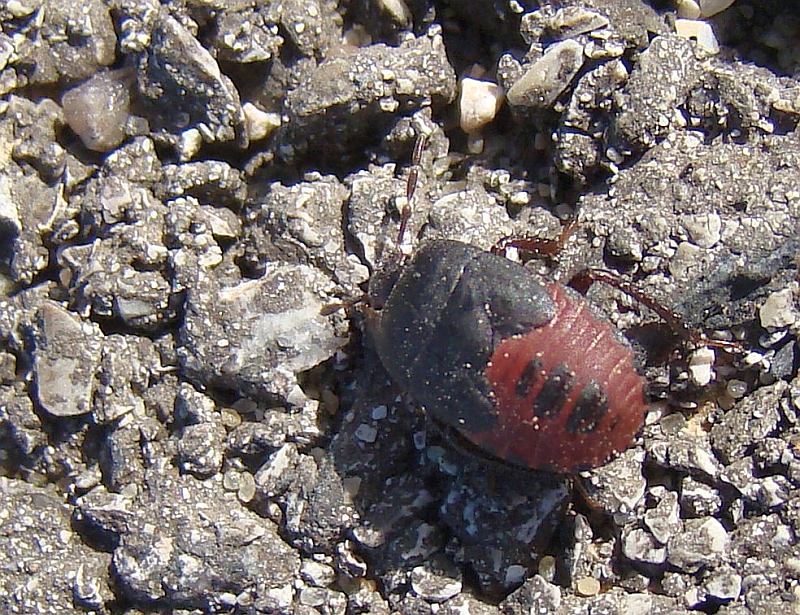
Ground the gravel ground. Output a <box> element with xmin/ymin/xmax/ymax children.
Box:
<box><xmin>1</xmin><ymin>0</ymin><xmax>800</xmax><ymax>613</ymax></box>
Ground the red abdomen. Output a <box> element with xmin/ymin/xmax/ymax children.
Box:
<box><xmin>479</xmin><ymin>283</ymin><xmax>647</xmax><ymax>473</ymax></box>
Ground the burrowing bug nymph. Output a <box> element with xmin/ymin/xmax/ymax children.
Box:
<box><xmin>366</xmin><ymin>238</ymin><xmax>648</xmax><ymax>473</ymax></box>
<box><xmin>363</xmin><ymin>136</ymin><xmax>742</xmax><ymax>475</ymax></box>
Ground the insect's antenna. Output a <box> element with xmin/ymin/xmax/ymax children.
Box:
<box><xmin>397</xmin><ymin>132</ymin><xmax>427</xmax><ymax>247</ymax></box>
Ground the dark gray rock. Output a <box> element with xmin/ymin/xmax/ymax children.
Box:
<box><xmin>93</xmin><ymin>334</ymin><xmax>161</xmax><ymax>423</ymax></box>
<box><xmin>77</xmin><ymin>468</ymin><xmax>299</xmax><ymax>610</ymax></box>
<box><xmin>280</xmin><ymin>30</ymin><xmax>456</xmax><ymax>160</ymax></box>
<box><xmin>500</xmin><ymin>574</ymin><xmax>561</xmax><ymax>614</ymax></box>
<box><xmin>644</xmin><ymin>489</ymin><xmax>682</xmax><ymax>545</ymax></box>
<box><xmin>667</xmin><ymin>517</ymin><xmax>730</xmax><ymax>573</ymax></box>
<box><xmin>14</xmin><ymin>0</ymin><xmax>116</xmax><ymax>85</ymax></box>
<box><xmin>240</xmin><ymin>175</ymin><xmax>368</xmax><ymax>292</ymax></box>
<box><xmin>137</xmin><ymin>11</ymin><xmax>246</xmax><ymax>147</ymax></box>
<box><xmin>209</xmin><ymin>3</ymin><xmax>283</xmax><ymax>64</ymax></box>
<box><xmin>0</xmin><ymin>383</ymin><xmax>45</xmax><ymax>460</ymax></box>
<box><xmin>579</xmin><ymin>448</ymin><xmax>647</xmax><ymax>519</ymax></box>
<box><xmin>438</xmin><ymin>462</ymin><xmax>569</xmax><ymax>594</ymax></box>
<box><xmin>711</xmin><ymin>380</ymin><xmax>787</xmax><ymax>464</ymax></box>
<box><xmin>680</xmin><ymin>476</ymin><xmax>723</xmax><ymax>518</ymax></box>
<box><xmin>99</xmin><ymin>425</ymin><xmax>145</xmax><ymax>492</ymax></box>
<box><xmin>612</xmin><ymin>35</ymin><xmax>703</xmax><ymax>150</ymax></box>
<box><xmin>622</xmin><ymin>527</ymin><xmax>667</xmax><ymax>565</ymax></box>
<box><xmin>177</xmin><ymin>421</ymin><xmax>226</xmax><ymax>477</ymax></box>
<box><xmin>410</xmin><ymin>555</ymin><xmax>463</xmax><ymax>602</ymax></box>
<box><xmin>0</xmin><ymin>477</ymin><xmax>114</xmax><ymax>614</ymax></box>
<box><xmin>157</xmin><ymin>160</ymin><xmax>248</xmax><ymax>211</ymax></box>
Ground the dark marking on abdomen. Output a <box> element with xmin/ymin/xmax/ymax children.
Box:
<box><xmin>515</xmin><ymin>357</ymin><xmax>543</xmax><ymax>398</ymax></box>
<box><xmin>566</xmin><ymin>381</ymin><xmax>609</xmax><ymax>434</ymax></box>
<box><xmin>533</xmin><ymin>363</ymin><xmax>575</xmax><ymax>418</ymax></box>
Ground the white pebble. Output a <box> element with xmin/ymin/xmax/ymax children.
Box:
<box><xmin>459</xmin><ymin>77</ymin><xmax>504</xmax><ymax>133</ymax></box>
<box><xmin>759</xmin><ymin>288</ymin><xmax>797</xmax><ymax>329</ymax></box>
<box><xmin>688</xmin><ymin>347</ymin><xmax>716</xmax><ymax>386</ymax></box>
<box><xmin>675</xmin><ymin>19</ymin><xmax>720</xmax><ymax>55</ymax></box>
<box><xmin>243</xmin><ymin>103</ymin><xmax>281</xmax><ymax>142</ymax></box>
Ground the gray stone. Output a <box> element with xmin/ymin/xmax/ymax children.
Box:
<box><xmin>279</xmin><ymin>30</ymin><xmax>456</xmax><ymax>160</ymax></box>
<box><xmin>644</xmin><ymin>490</ymin><xmax>682</xmax><ymax>544</ymax></box>
<box><xmin>521</xmin><ymin>7</ymin><xmax>610</xmax><ymax>43</ymax></box>
<box><xmin>410</xmin><ymin>556</ymin><xmax>462</xmax><ymax>602</ymax></box>
<box><xmin>15</xmin><ymin>0</ymin><xmax>116</xmax><ymax>85</ymax></box>
<box><xmin>438</xmin><ymin>462</ymin><xmax>569</xmax><ymax>594</ymax></box>
<box><xmin>711</xmin><ymin>381</ymin><xmax>787</xmax><ymax>465</ymax></box>
<box><xmin>299</xmin><ymin>559</ymin><xmax>336</xmax><ymax>587</ymax></box>
<box><xmin>622</xmin><ymin>527</ymin><xmax>667</xmax><ymax>565</ymax></box>
<box><xmin>649</xmin><ymin>433</ymin><xmax>722</xmax><ymax>479</ymax></box>
<box><xmin>0</xmin><ymin>383</ymin><xmax>45</xmax><ymax>459</ymax></box>
<box><xmin>703</xmin><ymin>566</ymin><xmax>742</xmax><ymax>602</ymax></box>
<box><xmin>177</xmin><ymin>422</ymin><xmax>226</xmax><ymax>477</ymax></box>
<box><xmin>500</xmin><ymin>574</ymin><xmax>561</xmax><ymax>614</ymax></box>
<box><xmin>99</xmin><ymin>425</ymin><xmax>145</xmax><ymax>492</ymax></box>
<box><xmin>93</xmin><ymin>334</ymin><xmax>160</xmax><ymax>423</ymax></box>
<box><xmin>178</xmin><ymin>259</ymin><xmax>346</xmax><ymax>402</ymax></box>
<box><xmin>241</xmin><ymin>175</ymin><xmax>367</xmax><ymax>293</ymax></box>
<box><xmin>612</xmin><ymin>35</ymin><xmax>702</xmax><ymax>149</ymax></box>
<box><xmin>680</xmin><ymin>477</ymin><xmax>722</xmax><ymax>517</ymax></box>
<box><xmin>210</xmin><ymin>3</ymin><xmax>283</xmax><ymax>63</ymax></box>
<box><xmin>157</xmin><ymin>160</ymin><xmax>247</xmax><ymax>210</ymax></box>
<box><xmin>77</xmin><ymin>469</ymin><xmax>299</xmax><ymax>609</ymax></box>
<box><xmin>579</xmin><ymin>448</ymin><xmax>647</xmax><ymax>518</ymax></box>
<box><xmin>667</xmin><ymin>517</ymin><xmax>730</xmax><ymax>572</ymax></box>
<box><xmin>506</xmin><ymin>39</ymin><xmax>585</xmax><ymax>108</ymax></box>
<box><xmin>61</xmin><ymin>69</ymin><xmax>131</xmax><ymax>152</ymax></box>
<box><xmin>31</xmin><ymin>301</ymin><xmax>102</xmax><ymax>417</ymax></box>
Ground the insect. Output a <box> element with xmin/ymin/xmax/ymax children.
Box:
<box><xmin>364</xmin><ymin>136</ymin><xmax>740</xmax><ymax>474</ymax></box>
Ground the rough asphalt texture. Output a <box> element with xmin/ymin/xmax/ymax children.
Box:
<box><xmin>1</xmin><ymin>0</ymin><xmax>799</xmax><ymax>613</ymax></box>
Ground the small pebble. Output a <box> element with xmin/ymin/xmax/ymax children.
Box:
<box><xmin>698</xmin><ymin>0</ymin><xmax>736</xmax><ymax>18</ymax></box>
<box><xmin>62</xmin><ymin>71</ymin><xmax>131</xmax><ymax>152</ymax></box>
<box><xmin>179</xmin><ymin>128</ymin><xmax>203</xmax><ymax>161</ymax></box>
<box><xmin>759</xmin><ymin>289</ymin><xmax>797</xmax><ymax>328</ymax></box>
<box><xmin>243</xmin><ymin>102</ymin><xmax>281</xmax><ymax>142</ymax></box>
<box><xmin>676</xmin><ymin>0</ymin><xmax>701</xmax><ymax>19</ymax></box>
<box><xmin>688</xmin><ymin>347</ymin><xmax>715</xmax><ymax>386</ymax></box>
<box><xmin>459</xmin><ymin>77</ymin><xmax>504</xmax><ymax>133</ymax></box>
<box><xmin>725</xmin><ymin>379</ymin><xmax>747</xmax><ymax>399</ymax></box>
<box><xmin>575</xmin><ymin>577</ymin><xmax>601</xmax><ymax>597</ymax></box>
<box><xmin>237</xmin><ymin>471</ymin><xmax>256</xmax><ymax>503</ymax></box>
<box><xmin>354</xmin><ymin>423</ymin><xmax>378</xmax><ymax>443</ymax></box>
<box><xmin>675</xmin><ymin>19</ymin><xmax>720</xmax><ymax>54</ymax></box>
<box><xmin>220</xmin><ymin>406</ymin><xmax>242</xmax><ymax>429</ymax></box>
<box><xmin>223</xmin><ymin>470</ymin><xmax>241</xmax><ymax>491</ymax></box>
<box><xmin>507</xmin><ymin>39</ymin><xmax>585</xmax><ymax>108</ymax></box>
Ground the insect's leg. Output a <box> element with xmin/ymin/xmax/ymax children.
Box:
<box><xmin>492</xmin><ymin>219</ymin><xmax>579</xmax><ymax>257</ymax></box>
<box><xmin>570</xmin><ymin>268</ymin><xmax>743</xmax><ymax>353</ymax></box>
